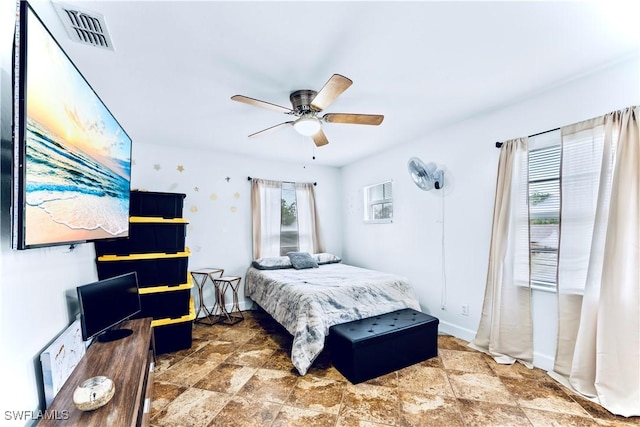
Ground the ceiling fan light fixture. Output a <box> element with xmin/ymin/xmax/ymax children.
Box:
<box><xmin>293</xmin><ymin>116</ymin><xmax>321</xmax><ymax>136</ymax></box>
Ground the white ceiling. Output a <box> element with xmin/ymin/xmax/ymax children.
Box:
<box><xmin>29</xmin><ymin>0</ymin><xmax>640</xmax><ymax>167</ymax></box>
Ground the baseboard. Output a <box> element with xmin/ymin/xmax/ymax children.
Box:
<box><xmin>195</xmin><ymin>299</ymin><xmax>255</xmax><ymax>319</ymax></box>
<box><xmin>237</xmin><ymin>300</ymin><xmax>255</xmax><ymax>312</ymax></box>
<box><xmin>437</xmin><ymin>320</ymin><xmax>477</xmax><ymax>343</ymax></box>
<box><xmin>438</xmin><ymin>320</ymin><xmax>557</xmax><ymax>371</ymax></box>
<box><xmin>532</xmin><ymin>351</ymin><xmax>555</xmax><ymax>371</ymax></box>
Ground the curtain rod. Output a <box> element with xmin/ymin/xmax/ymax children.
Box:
<box><xmin>247</xmin><ymin>176</ymin><xmax>317</xmax><ymax>186</ymax></box>
<box><xmin>495</xmin><ymin>127</ymin><xmax>561</xmax><ymax>148</ymax></box>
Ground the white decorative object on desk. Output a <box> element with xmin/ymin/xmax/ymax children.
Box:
<box><xmin>72</xmin><ymin>376</ymin><xmax>115</xmax><ymax>411</ymax></box>
<box><xmin>40</xmin><ymin>319</ymin><xmax>86</xmax><ymax>408</ymax></box>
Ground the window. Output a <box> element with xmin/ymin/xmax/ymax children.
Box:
<box><xmin>364</xmin><ymin>181</ymin><xmax>393</xmax><ymax>223</ymax></box>
<box><xmin>280</xmin><ymin>182</ymin><xmax>298</xmax><ymax>255</ymax></box>
<box><xmin>250</xmin><ymin>179</ymin><xmax>324</xmax><ymax>259</ymax></box>
<box><xmin>526</xmin><ymin>127</ymin><xmax>610</xmax><ymax>293</ymax></box>
<box><xmin>528</xmin><ymin>131</ymin><xmax>561</xmax><ymax>291</ymax></box>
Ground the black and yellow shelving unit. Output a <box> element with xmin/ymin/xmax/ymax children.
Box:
<box><xmin>95</xmin><ymin>190</ymin><xmax>194</xmax><ymax>355</ymax></box>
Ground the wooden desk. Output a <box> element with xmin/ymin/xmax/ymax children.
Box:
<box><xmin>39</xmin><ymin>318</ymin><xmax>155</xmax><ymax>426</ymax></box>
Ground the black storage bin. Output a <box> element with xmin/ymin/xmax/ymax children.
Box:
<box><xmin>129</xmin><ymin>190</ymin><xmax>186</xmax><ymax>218</ymax></box>
<box><xmin>153</xmin><ymin>320</ymin><xmax>193</xmax><ymax>355</ymax></box>
<box><xmin>134</xmin><ymin>283</ymin><xmax>192</xmax><ymax>320</ymax></box>
<box><xmin>328</xmin><ymin>309</ymin><xmax>439</xmax><ymax>384</ymax></box>
<box><xmin>152</xmin><ymin>301</ymin><xmax>194</xmax><ymax>355</ymax></box>
<box><xmin>96</xmin><ymin>252</ymin><xmax>189</xmax><ymax>288</ymax></box>
<box><xmin>95</xmin><ymin>219</ymin><xmax>187</xmax><ymax>256</ymax></box>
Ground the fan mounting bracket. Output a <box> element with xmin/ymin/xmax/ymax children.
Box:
<box><xmin>289</xmin><ymin>90</ymin><xmax>319</xmax><ymax>116</ymax></box>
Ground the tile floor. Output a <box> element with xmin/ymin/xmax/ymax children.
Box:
<box><xmin>151</xmin><ymin>309</ymin><xmax>640</xmax><ymax>427</ymax></box>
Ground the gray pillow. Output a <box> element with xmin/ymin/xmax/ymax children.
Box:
<box><xmin>287</xmin><ymin>252</ymin><xmax>319</xmax><ymax>269</ymax></box>
<box><xmin>252</xmin><ymin>256</ymin><xmax>293</xmax><ymax>270</ymax></box>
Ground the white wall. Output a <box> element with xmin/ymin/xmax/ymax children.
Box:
<box><xmin>2</xmin><ymin>0</ymin><xmax>637</xmax><ymax>420</ymax></box>
<box><xmin>0</xmin><ymin>2</ymin><xmax>341</xmax><ymax>421</ymax></box>
<box><xmin>130</xmin><ymin>142</ymin><xmax>343</xmax><ymax>310</ymax></box>
<box><xmin>0</xmin><ymin>147</ymin><xmax>340</xmax><ymax>427</ymax></box>
<box><xmin>341</xmin><ymin>55</ymin><xmax>640</xmax><ymax>370</ymax></box>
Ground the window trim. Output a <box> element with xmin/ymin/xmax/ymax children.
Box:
<box><xmin>363</xmin><ymin>180</ymin><xmax>393</xmax><ymax>224</ymax></box>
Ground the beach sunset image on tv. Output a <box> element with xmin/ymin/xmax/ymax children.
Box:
<box><xmin>21</xmin><ymin>6</ymin><xmax>131</xmax><ymax>248</ymax></box>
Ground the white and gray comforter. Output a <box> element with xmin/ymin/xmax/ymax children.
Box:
<box><xmin>244</xmin><ymin>263</ymin><xmax>421</xmax><ymax>375</ymax></box>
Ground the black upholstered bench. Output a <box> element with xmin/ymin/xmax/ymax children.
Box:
<box><xmin>328</xmin><ymin>308</ymin><xmax>439</xmax><ymax>383</ymax></box>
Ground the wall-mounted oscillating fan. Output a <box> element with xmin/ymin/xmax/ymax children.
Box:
<box><xmin>408</xmin><ymin>156</ymin><xmax>448</xmax><ymax>311</ymax></box>
<box><xmin>408</xmin><ymin>157</ymin><xmax>444</xmax><ymax>190</ymax></box>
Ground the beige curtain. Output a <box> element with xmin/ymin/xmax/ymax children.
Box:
<box><xmin>470</xmin><ymin>138</ymin><xmax>533</xmax><ymax>367</ymax></box>
<box><xmin>295</xmin><ymin>182</ymin><xmax>325</xmax><ymax>255</ymax></box>
<box><xmin>251</xmin><ymin>178</ymin><xmax>325</xmax><ymax>260</ymax></box>
<box><xmin>251</xmin><ymin>179</ymin><xmax>282</xmax><ymax>259</ymax></box>
<box><xmin>550</xmin><ymin>106</ymin><xmax>640</xmax><ymax>417</ymax></box>
<box><xmin>553</xmin><ymin>117</ymin><xmax>610</xmax><ymax>376</ymax></box>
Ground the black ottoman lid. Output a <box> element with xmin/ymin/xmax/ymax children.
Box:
<box><xmin>329</xmin><ymin>308</ymin><xmax>438</xmax><ymax>343</ymax></box>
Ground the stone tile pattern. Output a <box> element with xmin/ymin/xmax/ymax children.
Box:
<box><xmin>151</xmin><ymin>309</ymin><xmax>640</xmax><ymax>427</ymax></box>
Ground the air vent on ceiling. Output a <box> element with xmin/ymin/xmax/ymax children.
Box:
<box><xmin>53</xmin><ymin>2</ymin><xmax>114</xmax><ymax>51</ymax></box>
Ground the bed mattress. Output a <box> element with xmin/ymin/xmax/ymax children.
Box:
<box><xmin>244</xmin><ymin>263</ymin><xmax>421</xmax><ymax>375</ymax></box>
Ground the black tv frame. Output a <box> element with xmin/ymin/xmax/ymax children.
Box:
<box><xmin>77</xmin><ymin>272</ymin><xmax>142</xmax><ymax>343</ymax></box>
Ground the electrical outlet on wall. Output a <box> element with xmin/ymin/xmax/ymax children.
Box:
<box><xmin>461</xmin><ymin>304</ymin><xmax>469</xmax><ymax>316</ymax></box>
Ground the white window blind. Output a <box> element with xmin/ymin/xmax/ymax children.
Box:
<box><xmin>527</xmin><ymin>125</ymin><xmax>613</xmax><ymax>293</ymax></box>
<box><xmin>557</xmin><ymin>124</ymin><xmax>613</xmax><ymax>295</ymax></box>
<box><xmin>528</xmin><ymin>131</ymin><xmax>561</xmax><ymax>291</ymax></box>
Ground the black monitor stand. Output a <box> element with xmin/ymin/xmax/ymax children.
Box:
<box><xmin>98</xmin><ymin>328</ymin><xmax>133</xmax><ymax>342</ymax></box>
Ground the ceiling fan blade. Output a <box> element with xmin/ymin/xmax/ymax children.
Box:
<box><xmin>310</xmin><ymin>74</ymin><xmax>353</xmax><ymax>111</ymax></box>
<box><xmin>311</xmin><ymin>129</ymin><xmax>329</xmax><ymax>147</ymax></box>
<box><xmin>231</xmin><ymin>95</ymin><xmax>293</xmax><ymax>114</ymax></box>
<box><xmin>322</xmin><ymin>113</ymin><xmax>384</xmax><ymax>125</ymax></box>
<box><xmin>248</xmin><ymin>121</ymin><xmax>294</xmax><ymax>138</ymax></box>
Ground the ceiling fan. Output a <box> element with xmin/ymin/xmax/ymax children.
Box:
<box><xmin>231</xmin><ymin>74</ymin><xmax>384</xmax><ymax>147</ymax></box>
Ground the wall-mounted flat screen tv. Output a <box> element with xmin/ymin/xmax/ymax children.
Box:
<box><xmin>12</xmin><ymin>2</ymin><xmax>132</xmax><ymax>250</ymax></box>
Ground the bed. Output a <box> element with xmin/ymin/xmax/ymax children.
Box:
<box><xmin>244</xmin><ymin>253</ymin><xmax>421</xmax><ymax>375</ymax></box>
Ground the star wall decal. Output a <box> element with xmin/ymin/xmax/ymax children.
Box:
<box><xmin>177</xmin><ymin>165</ymin><xmax>185</xmax><ymax>172</ymax></box>
<box><xmin>153</xmin><ymin>164</ymin><xmax>161</xmax><ymax>171</ymax></box>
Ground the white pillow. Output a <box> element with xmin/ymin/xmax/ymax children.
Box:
<box><xmin>251</xmin><ymin>256</ymin><xmax>292</xmax><ymax>270</ymax></box>
<box><xmin>313</xmin><ymin>253</ymin><xmax>342</xmax><ymax>265</ymax></box>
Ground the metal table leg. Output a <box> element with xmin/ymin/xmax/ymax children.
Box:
<box><xmin>214</xmin><ymin>276</ymin><xmax>244</xmax><ymax>325</ymax></box>
<box><xmin>190</xmin><ymin>268</ymin><xmax>224</xmax><ymax>325</ymax></box>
